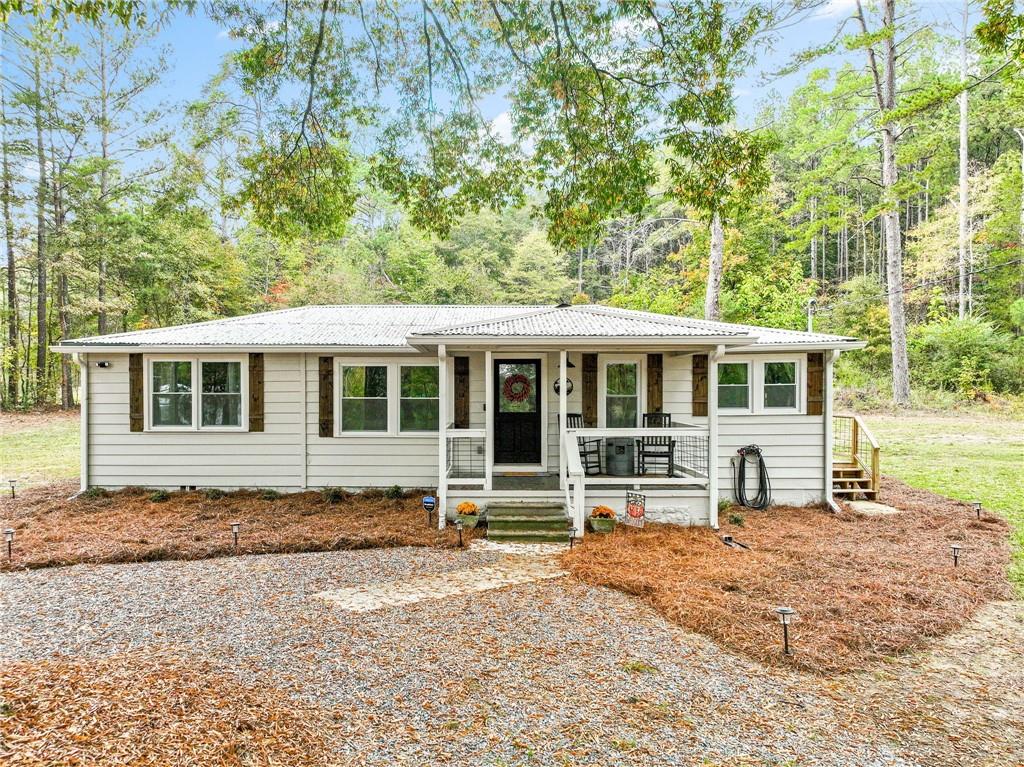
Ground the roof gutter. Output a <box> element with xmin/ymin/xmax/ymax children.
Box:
<box><xmin>50</xmin><ymin>344</ymin><xmax>431</xmax><ymax>354</ymax></box>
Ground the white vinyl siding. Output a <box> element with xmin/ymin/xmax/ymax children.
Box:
<box><xmin>88</xmin><ymin>353</ymin><xmax>302</xmax><ymax>489</ymax></box>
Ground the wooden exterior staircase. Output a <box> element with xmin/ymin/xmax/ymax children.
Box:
<box><xmin>832</xmin><ymin>414</ymin><xmax>881</xmax><ymax>501</ymax></box>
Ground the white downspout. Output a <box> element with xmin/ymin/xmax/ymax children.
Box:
<box><xmin>437</xmin><ymin>343</ymin><xmax>448</xmax><ymax>529</ymax></box>
<box><xmin>824</xmin><ymin>349</ymin><xmax>841</xmax><ymax>513</ymax></box>
<box><xmin>708</xmin><ymin>344</ymin><xmax>723</xmax><ymax>529</ymax></box>
<box><xmin>74</xmin><ymin>353</ymin><xmax>89</xmax><ymax>492</ymax></box>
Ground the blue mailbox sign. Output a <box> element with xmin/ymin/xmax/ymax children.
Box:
<box><xmin>422</xmin><ymin>496</ymin><xmax>437</xmax><ymax>513</ymax></box>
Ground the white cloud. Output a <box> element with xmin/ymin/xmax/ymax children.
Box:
<box><xmin>217</xmin><ymin>29</ymin><xmax>231</xmax><ymax>40</ymax></box>
<box><xmin>490</xmin><ymin>111</ymin><xmax>514</xmax><ymax>145</ymax></box>
<box><xmin>812</xmin><ymin>0</ymin><xmax>859</xmax><ymax>20</ymax></box>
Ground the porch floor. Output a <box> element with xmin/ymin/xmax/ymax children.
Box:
<box><xmin>485</xmin><ymin>473</ymin><xmax>704</xmax><ymax>491</ymax></box>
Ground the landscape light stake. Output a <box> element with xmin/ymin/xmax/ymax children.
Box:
<box><xmin>8</xmin><ymin>480</ymin><xmax>14</xmax><ymax>498</ymax></box>
<box><xmin>456</xmin><ymin>520</ymin><xmax>464</xmax><ymax>548</ymax></box>
<box><xmin>230</xmin><ymin>521</ymin><xmax>240</xmax><ymax>553</ymax></box>
<box><xmin>5</xmin><ymin>529</ymin><xmax>13</xmax><ymax>562</ymax></box>
<box><xmin>951</xmin><ymin>543</ymin><xmax>962</xmax><ymax>568</ymax></box>
<box><xmin>569</xmin><ymin>526</ymin><xmax>577</xmax><ymax>549</ymax></box>
<box><xmin>971</xmin><ymin>501</ymin><xmax>982</xmax><ymax>520</ymax></box>
<box><xmin>774</xmin><ymin>607</ymin><xmax>796</xmax><ymax>656</ymax></box>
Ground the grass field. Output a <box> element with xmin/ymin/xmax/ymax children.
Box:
<box><xmin>864</xmin><ymin>413</ymin><xmax>1024</xmax><ymax>587</ymax></box>
<box><xmin>0</xmin><ymin>411</ymin><xmax>80</xmax><ymax>488</ymax></box>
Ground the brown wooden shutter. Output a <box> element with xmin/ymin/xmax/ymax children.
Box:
<box><xmin>646</xmin><ymin>353</ymin><xmax>663</xmax><ymax>414</ymax></box>
<box><xmin>453</xmin><ymin>356</ymin><xmax>470</xmax><ymax>428</ymax></box>
<box><xmin>692</xmin><ymin>354</ymin><xmax>708</xmax><ymax>417</ymax></box>
<box><xmin>318</xmin><ymin>356</ymin><xmax>334</xmax><ymax>437</ymax></box>
<box><xmin>129</xmin><ymin>353</ymin><xmax>144</xmax><ymax>432</ymax></box>
<box><xmin>806</xmin><ymin>352</ymin><xmax>825</xmax><ymax>416</ymax></box>
<box><xmin>248</xmin><ymin>353</ymin><xmax>265</xmax><ymax>432</ymax></box>
<box><xmin>582</xmin><ymin>353</ymin><xmax>598</xmax><ymax>427</ymax></box>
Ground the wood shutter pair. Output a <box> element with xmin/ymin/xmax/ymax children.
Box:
<box><xmin>453</xmin><ymin>357</ymin><xmax>470</xmax><ymax>429</ymax></box>
<box><xmin>691</xmin><ymin>352</ymin><xmax>825</xmax><ymax>416</ymax></box>
<box><xmin>129</xmin><ymin>352</ymin><xmax>266</xmax><ymax>431</ymax></box>
<box><xmin>579</xmin><ymin>353</ymin><xmax>663</xmax><ymax>424</ymax></box>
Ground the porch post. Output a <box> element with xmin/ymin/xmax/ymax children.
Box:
<box><xmin>708</xmin><ymin>344</ymin><xmax>723</xmax><ymax>529</ymax></box>
<box><xmin>558</xmin><ymin>349</ymin><xmax>567</xmax><ymax>491</ymax></box>
<box><xmin>823</xmin><ymin>349</ymin><xmax>839</xmax><ymax>506</ymax></box>
<box><xmin>438</xmin><ymin>343</ymin><xmax>448</xmax><ymax>529</ymax></box>
<box><xmin>484</xmin><ymin>350</ymin><xmax>493</xmax><ymax>491</ymax></box>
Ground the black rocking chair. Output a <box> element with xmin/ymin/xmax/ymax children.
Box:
<box><xmin>637</xmin><ymin>412</ymin><xmax>675</xmax><ymax>477</ymax></box>
<box><xmin>566</xmin><ymin>413</ymin><xmax>602</xmax><ymax>475</ymax></box>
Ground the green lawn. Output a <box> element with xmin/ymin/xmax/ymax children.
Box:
<box><xmin>864</xmin><ymin>412</ymin><xmax>1024</xmax><ymax>588</ymax></box>
<box><xmin>0</xmin><ymin>412</ymin><xmax>80</xmax><ymax>488</ymax></box>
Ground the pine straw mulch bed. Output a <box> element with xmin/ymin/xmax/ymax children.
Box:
<box><xmin>0</xmin><ymin>649</ymin><xmax>342</xmax><ymax>767</ymax></box>
<box><xmin>562</xmin><ymin>477</ymin><xmax>1012</xmax><ymax>674</ymax></box>
<box><xmin>0</xmin><ymin>482</ymin><xmax>482</xmax><ymax>572</ymax></box>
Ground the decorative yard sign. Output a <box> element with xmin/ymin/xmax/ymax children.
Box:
<box><xmin>625</xmin><ymin>492</ymin><xmax>646</xmax><ymax>527</ymax></box>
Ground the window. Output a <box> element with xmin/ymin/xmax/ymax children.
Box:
<box><xmin>764</xmin><ymin>361</ymin><xmax>797</xmax><ymax>409</ymax></box>
<box><xmin>605</xmin><ymin>362</ymin><xmax>639</xmax><ymax>427</ymax></box>
<box><xmin>148</xmin><ymin>356</ymin><xmax>247</xmax><ymax>430</ymax></box>
<box><xmin>201</xmin><ymin>361</ymin><xmax>242</xmax><ymax>427</ymax></box>
<box><xmin>151</xmin><ymin>360</ymin><xmax>193</xmax><ymax>427</ymax></box>
<box><xmin>718</xmin><ymin>363</ymin><xmax>750</xmax><ymax>410</ymax></box>
<box><xmin>341</xmin><ymin>365</ymin><xmax>388</xmax><ymax>432</ymax></box>
<box><xmin>400</xmin><ymin>365</ymin><xmax>439</xmax><ymax>432</ymax></box>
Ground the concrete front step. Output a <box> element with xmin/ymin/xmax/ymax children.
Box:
<box><xmin>487</xmin><ymin>529</ymin><xmax>572</xmax><ymax>544</ymax></box>
<box><xmin>487</xmin><ymin>502</ymin><xmax>567</xmax><ymax>518</ymax></box>
<box><xmin>485</xmin><ymin>502</ymin><xmax>569</xmax><ymax>543</ymax></box>
<box><xmin>488</xmin><ymin>516</ymin><xmax>569</xmax><ymax>532</ymax></box>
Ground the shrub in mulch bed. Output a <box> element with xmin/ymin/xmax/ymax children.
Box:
<box><xmin>0</xmin><ymin>650</ymin><xmax>340</xmax><ymax>766</ymax></box>
<box><xmin>563</xmin><ymin>477</ymin><xmax>1012</xmax><ymax>674</ymax></box>
<box><xmin>0</xmin><ymin>482</ymin><xmax>482</xmax><ymax>572</ymax></box>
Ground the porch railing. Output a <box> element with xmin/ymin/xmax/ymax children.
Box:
<box><xmin>446</xmin><ymin>427</ymin><xmax>486</xmax><ymax>486</ymax></box>
<box><xmin>832</xmin><ymin>413</ymin><xmax>880</xmax><ymax>496</ymax></box>
<box><xmin>562</xmin><ymin>426</ymin><xmax>711</xmax><ymax>535</ymax></box>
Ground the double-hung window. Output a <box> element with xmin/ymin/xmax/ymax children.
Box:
<box><xmin>714</xmin><ymin>357</ymin><xmax>802</xmax><ymax>415</ymax></box>
<box><xmin>763</xmin><ymin>362</ymin><xmax>798</xmax><ymax>409</ymax></box>
<box><xmin>148</xmin><ymin>357</ymin><xmax>246</xmax><ymax>430</ymax></box>
<box><xmin>717</xmin><ymin>363</ymin><xmax>750</xmax><ymax>410</ymax></box>
<box><xmin>603</xmin><ymin>360</ymin><xmax>640</xmax><ymax>428</ymax></box>
<box><xmin>340</xmin><ymin>365</ymin><xmax>389</xmax><ymax>432</ymax></box>
<box><xmin>400</xmin><ymin>365</ymin><xmax>439</xmax><ymax>432</ymax></box>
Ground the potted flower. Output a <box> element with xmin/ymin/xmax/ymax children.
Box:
<box><xmin>456</xmin><ymin>501</ymin><xmax>481</xmax><ymax>529</ymax></box>
<box><xmin>589</xmin><ymin>505</ymin><xmax>617</xmax><ymax>533</ymax></box>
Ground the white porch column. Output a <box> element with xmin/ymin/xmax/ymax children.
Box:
<box><xmin>484</xmin><ymin>350</ymin><xmax>493</xmax><ymax>491</ymax></box>
<box><xmin>437</xmin><ymin>343</ymin><xmax>448</xmax><ymax>529</ymax></box>
<box><xmin>558</xmin><ymin>349</ymin><xmax>567</xmax><ymax>491</ymax></box>
<box><xmin>708</xmin><ymin>344</ymin><xmax>723</xmax><ymax>528</ymax></box>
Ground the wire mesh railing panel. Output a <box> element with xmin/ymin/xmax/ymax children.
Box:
<box><xmin>673</xmin><ymin>434</ymin><xmax>709</xmax><ymax>477</ymax></box>
<box><xmin>447</xmin><ymin>436</ymin><xmax>486</xmax><ymax>479</ymax></box>
<box><xmin>833</xmin><ymin>415</ymin><xmax>853</xmax><ymax>460</ymax></box>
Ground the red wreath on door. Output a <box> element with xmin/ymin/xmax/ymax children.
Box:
<box><xmin>502</xmin><ymin>373</ymin><xmax>532</xmax><ymax>403</ymax></box>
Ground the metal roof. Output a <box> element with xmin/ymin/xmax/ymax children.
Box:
<box><xmin>54</xmin><ymin>304</ymin><xmax>860</xmax><ymax>351</ymax></box>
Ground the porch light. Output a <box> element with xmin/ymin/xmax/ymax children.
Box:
<box><xmin>774</xmin><ymin>606</ymin><xmax>796</xmax><ymax>656</ymax></box>
<box><xmin>951</xmin><ymin>543</ymin><xmax>963</xmax><ymax>568</ymax></box>
<box><xmin>4</xmin><ymin>528</ymin><xmax>13</xmax><ymax>562</ymax></box>
<box><xmin>971</xmin><ymin>501</ymin><xmax>982</xmax><ymax>519</ymax></box>
<box><xmin>455</xmin><ymin>519</ymin><xmax>464</xmax><ymax>548</ymax></box>
<box><xmin>230</xmin><ymin>521</ymin><xmax>241</xmax><ymax>552</ymax></box>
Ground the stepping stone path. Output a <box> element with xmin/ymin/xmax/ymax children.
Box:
<box><xmin>315</xmin><ymin>543</ymin><xmax>568</xmax><ymax>613</ymax></box>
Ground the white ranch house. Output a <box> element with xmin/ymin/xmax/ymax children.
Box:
<box><xmin>55</xmin><ymin>304</ymin><xmax>869</xmax><ymax>537</ymax></box>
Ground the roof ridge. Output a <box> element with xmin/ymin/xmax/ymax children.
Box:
<box><xmin>589</xmin><ymin>305</ymin><xmax>853</xmax><ymax>340</ymax></box>
<box><xmin>412</xmin><ymin>305</ymin><xmax>565</xmax><ymax>336</ymax></box>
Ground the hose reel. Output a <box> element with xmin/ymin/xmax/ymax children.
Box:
<box><xmin>731</xmin><ymin>444</ymin><xmax>772</xmax><ymax>510</ymax></box>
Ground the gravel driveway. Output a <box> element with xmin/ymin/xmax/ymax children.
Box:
<box><xmin>3</xmin><ymin>547</ymin><xmax>917</xmax><ymax>766</ymax></box>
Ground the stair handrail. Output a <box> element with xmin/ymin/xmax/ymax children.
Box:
<box><xmin>835</xmin><ymin>413</ymin><xmax>881</xmax><ymax>497</ymax></box>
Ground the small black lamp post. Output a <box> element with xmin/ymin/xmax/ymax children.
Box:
<box><xmin>7</xmin><ymin>479</ymin><xmax>15</xmax><ymax>498</ymax></box>
<box><xmin>951</xmin><ymin>543</ymin><xmax>962</xmax><ymax>568</ymax></box>
<box><xmin>971</xmin><ymin>501</ymin><xmax>982</xmax><ymax>520</ymax></box>
<box><xmin>455</xmin><ymin>519</ymin><xmax>464</xmax><ymax>548</ymax></box>
<box><xmin>568</xmin><ymin>526</ymin><xmax>577</xmax><ymax>549</ymax></box>
<box><xmin>774</xmin><ymin>606</ymin><xmax>796</xmax><ymax>656</ymax></box>
<box><xmin>230</xmin><ymin>521</ymin><xmax>241</xmax><ymax>552</ymax></box>
<box><xmin>422</xmin><ymin>496</ymin><xmax>436</xmax><ymax>527</ymax></box>
<box><xmin>4</xmin><ymin>528</ymin><xmax>13</xmax><ymax>562</ymax></box>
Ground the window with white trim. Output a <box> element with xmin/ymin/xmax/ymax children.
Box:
<box><xmin>605</xmin><ymin>361</ymin><xmax>639</xmax><ymax>427</ymax></box>
<box><xmin>717</xmin><ymin>362</ymin><xmax>750</xmax><ymax>410</ymax></box>
<box><xmin>148</xmin><ymin>357</ymin><xmax>246</xmax><ymax>430</ymax></box>
<box><xmin>340</xmin><ymin>365</ymin><xmax>389</xmax><ymax>432</ymax></box>
<box><xmin>763</xmin><ymin>361</ymin><xmax>797</xmax><ymax>409</ymax></box>
<box><xmin>399</xmin><ymin>365</ymin><xmax>439</xmax><ymax>432</ymax></box>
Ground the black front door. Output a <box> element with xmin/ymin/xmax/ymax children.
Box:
<box><xmin>494</xmin><ymin>359</ymin><xmax>542</xmax><ymax>464</ymax></box>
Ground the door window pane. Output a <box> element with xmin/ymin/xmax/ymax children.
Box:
<box><xmin>498</xmin><ymin>363</ymin><xmax>537</xmax><ymax>414</ymax></box>
<box><xmin>764</xmin><ymin>362</ymin><xmax>797</xmax><ymax>408</ymax></box>
<box><xmin>201</xmin><ymin>361</ymin><xmax>242</xmax><ymax>427</ymax></box>
<box><xmin>718</xmin><ymin>363</ymin><xmax>749</xmax><ymax>409</ymax></box>
<box><xmin>151</xmin><ymin>361</ymin><xmax>193</xmax><ymax>427</ymax></box>
<box><xmin>606</xmin><ymin>362</ymin><xmax>638</xmax><ymax>427</ymax></box>
<box><xmin>400</xmin><ymin>366</ymin><xmax>439</xmax><ymax>431</ymax></box>
<box><xmin>342</xmin><ymin>365</ymin><xmax>388</xmax><ymax>431</ymax></box>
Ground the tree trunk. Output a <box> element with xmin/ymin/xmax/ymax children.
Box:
<box><xmin>810</xmin><ymin>197</ymin><xmax>817</xmax><ymax>281</ymax></box>
<box><xmin>1015</xmin><ymin>129</ymin><xmax>1024</xmax><ymax>257</ymax></box>
<box><xmin>33</xmin><ymin>57</ymin><xmax>48</xmax><ymax>404</ymax></box>
<box><xmin>97</xmin><ymin>22</ymin><xmax>110</xmax><ymax>335</ymax></box>
<box><xmin>958</xmin><ymin>0</ymin><xmax>969</xmax><ymax>318</ymax></box>
<box><xmin>858</xmin><ymin>0</ymin><xmax>911</xmax><ymax>406</ymax></box>
<box><xmin>704</xmin><ymin>213</ymin><xmax>724</xmax><ymax>321</ymax></box>
<box><xmin>1</xmin><ymin>76</ymin><xmax>17</xmax><ymax>407</ymax></box>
